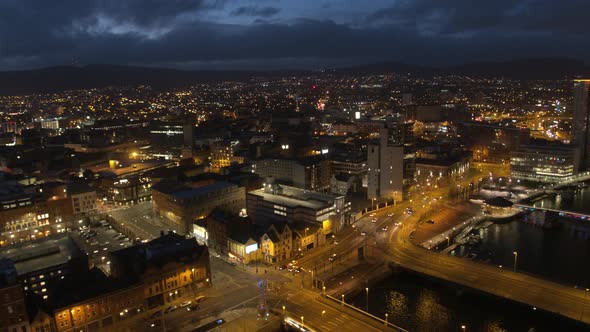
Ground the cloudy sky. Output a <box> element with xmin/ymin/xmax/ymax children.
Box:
<box><xmin>0</xmin><ymin>0</ymin><xmax>587</xmax><ymax>70</ymax></box>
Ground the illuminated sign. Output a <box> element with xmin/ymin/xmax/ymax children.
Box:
<box><xmin>245</xmin><ymin>243</ymin><xmax>258</xmax><ymax>254</ymax></box>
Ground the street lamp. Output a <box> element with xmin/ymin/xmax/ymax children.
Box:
<box><xmin>582</xmin><ymin>289</ymin><xmax>589</xmax><ymax>321</ymax></box>
<box><xmin>322</xmin><ymin>286</ymin><xmax>326</xmax><ymax>295</ymax></box>
<box><xmin>385</xmin><ymin>313</ymin><xmax>388</xmax><ymax>326</ymax></box>
<box><xmin>282</xmin><ymin>305</ymin><xmax>285</xmax><ymax>314</ymax></box>
<box><xmin>513</xmin><ymin>251</ymin><xmax>518</xmax><ymax>272</ymax></box>
<box><xmin>341</xmin><ymin>294</ymin><xmax>345</xmax><ymax>305</ymax></box>
<box><xmin>461</xmin><ymin>325</ymin><xmax>467</xmax><ymax>332</ymax></box>
<box><xmin>321</xmin><ymin>310</ymin><xmax>326</xmax><ymax>318</ymax></box>
<box><xmin>365</xmin><ymin>287</ymin><xmax>369</xmax><ymax>312</ymax></box>
<box><xmin>301</xmin><ymin>316</ymin><xmax>304</xmax><ymax>325</ymax></box>
<box><xmin>446</xmin><ymin>236</ymin><xmax>450</xmax><ymax>247</ymax></box>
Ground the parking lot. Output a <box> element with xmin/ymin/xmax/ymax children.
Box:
<box><xmin>74</xmin><ymin>223</ymin><xmax>134</xmax><ymax>273</ymax></box>
<box><xmin>108</xmin><ymin>202</ymin><xmax>167</xmax><ymax>240</ymax></box>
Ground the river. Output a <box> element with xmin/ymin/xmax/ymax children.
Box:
<box><xmin>352</xmin><ymin>269</ymin><xmax>588</xmax><ymax>332</ymax></box>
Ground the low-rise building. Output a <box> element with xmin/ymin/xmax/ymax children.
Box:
<box><xmin>510</xmin><ymin>140</ymin><xmax>579</xmax><ymax>183</ymax></box>
<box><xmin>0</xmin><ymin>258</ymin><xmax>30</xmax><ymax>332</ymax></box>
<box><xmin>251</xmin><ymin>155</ymin><xmax>331</xmax><ymax>192</ymax></box>
<box><xmin>109</xmin><ymin>232</ymin><xmax>211</xmax><ymax>310</ymax></box>
<box><xmin>247</xmin><ymin>181</ymin><xmax>350</xmax><ymax>235</ymax></box>
<box><xmin>260</xmin><ymin>223</ymin><xmax>292</xmax><ymax>264</ymax></box>
<box><xmin>415</xmin><ymin>149</ymin><xmax>471</xmax><ymax>187</ymax></box>
<box><xmin>48</xmin><ymin>268</ymin><xmax>145</xmax><ymax>332</ymax></box>
<box><xmin>152</xmin><ymin>180</ymin><xmax>245</xmax><ymax>234</ymax></box>
<box><xmin>110</xmin><ymin>175</ymin><xmax>152</xmax><ymax>206</ymax></box>
<box><xmin>0</xmin><ymin>234</ymin><xmax>88</xmax><ymax>301</ymax></box>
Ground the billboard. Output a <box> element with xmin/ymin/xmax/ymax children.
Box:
<box><xmin>245</xmin><ymin>243</ymin><xmax>258</xmax><ymax>254</ymax></box>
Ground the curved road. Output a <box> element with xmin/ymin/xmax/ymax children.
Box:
<box><xmin>386</xmin><ymin>198</ymin><xmax>590</xmax><ymax>325</ymax></box>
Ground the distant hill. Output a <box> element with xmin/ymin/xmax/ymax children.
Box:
<box><xmin>342</xmin><ymin>58</ymin><xmax>590</xmax><ymax>80</ymax></box>
<box><xmin>0</xmin><ymin>58</ymin><xmax>588</xmax><ymax>95</ymax></box>
<box><xmin>338</xmin><ymin>61</ymin><xmax>436</xmax><ymax>76</ymax></box>
<box><xmin>0</xmin><ymin>64</ymin><xmax>254</xmax><ymax>96</ymax></box>
<box><xmin>447</xmin><ymin>58</ymin><xmax>590</xmax><ymax>80</ymax></box>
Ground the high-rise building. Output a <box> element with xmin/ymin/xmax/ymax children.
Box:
<box><xmin>367</xmin><ymin>118</ymin><xmax>416</xmax><ymax>202</ymax></box>
<box><xmin>573</xmin><ymin>79</ymin><xmax>590</xmax><ymax>170</ymax></box>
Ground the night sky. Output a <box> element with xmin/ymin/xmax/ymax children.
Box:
<box><xmin>0</xmin><ymin>0</ymin><xmax>587</xmax><ymax>70</ymax></box>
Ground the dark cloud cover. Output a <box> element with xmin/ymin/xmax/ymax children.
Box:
<box><xmin>0</xmin><ymin>0</ymin><xmax>587</xmax><ymax>70</ymax></box>
<box><xmin>231</xmin><ymin>6</ymin><xmax>280</xmax><ymax>17</ymax></box>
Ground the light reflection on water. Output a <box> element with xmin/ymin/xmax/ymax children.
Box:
<box><xmin>354</xmin><ymin>270</ymin><xmax>587</xmax><ymax>332</ymax></box>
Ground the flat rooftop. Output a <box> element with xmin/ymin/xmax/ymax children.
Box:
<box><xmin>249</xmin><ymin>185</ymin><xmax>341</xmax><ymax>210</ymax></box>
<box><xmin>0</xmin><ymin>234</ymin><xmax>84</xmax><ymax>276</ymax></box>
<box><xmin>90</xmin><ymin>159</ymin><xmax>172</xmax><ymax>177</ymax></box>
<box><xmin>171</xmin><ymin>181</ymin><xmax>236</xmax><ymax>199</ymax></box>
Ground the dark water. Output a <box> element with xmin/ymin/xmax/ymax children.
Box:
<box><xmin>458</xmin><ymin>220</ymin><xmax>590</xmax><ymax>288</ymax></box>
<box><xmin>532</xmin><ymin>186</ymin><xmax>590</xmax><ymax>214</ymax></box>
<box><xmin>353</xmin><ymin>270</ymin><xmax>589</xmax><ymax>332</ymax></box>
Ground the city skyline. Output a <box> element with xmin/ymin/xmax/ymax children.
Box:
<box><xmin>3</xmin><ymin>2</ymin><xmax>590</xmax><ymax>332</ymax></box>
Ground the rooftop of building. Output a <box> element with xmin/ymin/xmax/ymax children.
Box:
<box><xmin>67</xmin><ymin>181</ymin><xmax>95</xmax><ymax>195</ymax></box>
<box><xmin>152</xmin><ymin>180</ymin><xmax>236</xmax><ymax>199</ymax></box>
<box><xmin>0</xmin><ymin>234</ymin><xmax>85</xmax><ymax>276</ymax></box>
<box><xmin>518</xmin><ymin>138</ymin><xmax>576</xmax><ymax>151</ymax></box>
<box><xmin>90</xmin><ymin>159</ymin><xmax>173</xmax><ymax>178</ymax></box>
<box><xmin>248</xmin><ymin>184</ymin><xmax>341</xmax><ymax>210</ymax></box>
<box><xmin>109</xmin><ymin>232</ymin><xmax>207</xmax><ymax>273</ymax></box>
<box><xmin>46</xmin><ymin>267</ymin><xmax>133</xmax><ymax>310</ymax></box>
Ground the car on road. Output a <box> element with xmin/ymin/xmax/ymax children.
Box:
<box><xmin>405</xmin><ymin>208</ymin><xmax>414</xmax><ymax>215</ymax></box>
<box><xmin>187</xmin><ymin>303</ymin><xmax>200</xmax><ymax>311</ymax></box>
<box><xmin>371</xmin><ymin>218</ymin><xmax>377</xmax><ymax>223</ymax></box>
<box><xmin>149</xmin><ymin>320</ymin><xmax>161</xmax><ymax>328</ymax></box>
<box><xmin>278</xmin><ymin>264</ymin><xmax>288</xmax><ymax>270</ymax></box>
<box><xmin>369</xmin><ymin>213</ymin><xmax>376</xmax><ymax>217</ymax></box>
<box><xmin>426</xmin><ymin>219</ymin><xmax>435</xmax><ymax>224</ymax></box>
<box><xmin>179</xmin><ymin>301</ymin><xmax>192</xmax><ymax>308</ymax></box>
<box><xmin>387</xmin><ymin>213</ymin><xmax>394</xmax><ymax>217</ymax></box>
<box><xmin>150</xmin><ymin>311</ymin><xmax>163</xmax><ymax>319</ymax></box>
<box><xmin>194</xmin><ymin>296</ymin><xmax>207</xmax><ymax>303</ymax></box>
<box><xmin>329</xmin><ymin>253</ymin><xmax>337</xmax><ymax>262</ymax></box>
<box><xmin>164</xmin><ymin>305</ymin><xmax>178</xmax><ymax>313</ymax></box>
<box><xmin>360</xmin><ymin>231</ymin><xmax>367</xmax><ymax>236</ymax></box>
<box><xmin>382</xmin><ymin>226</ymin><xmax>389</xmax><ymax>231</ymax></box>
